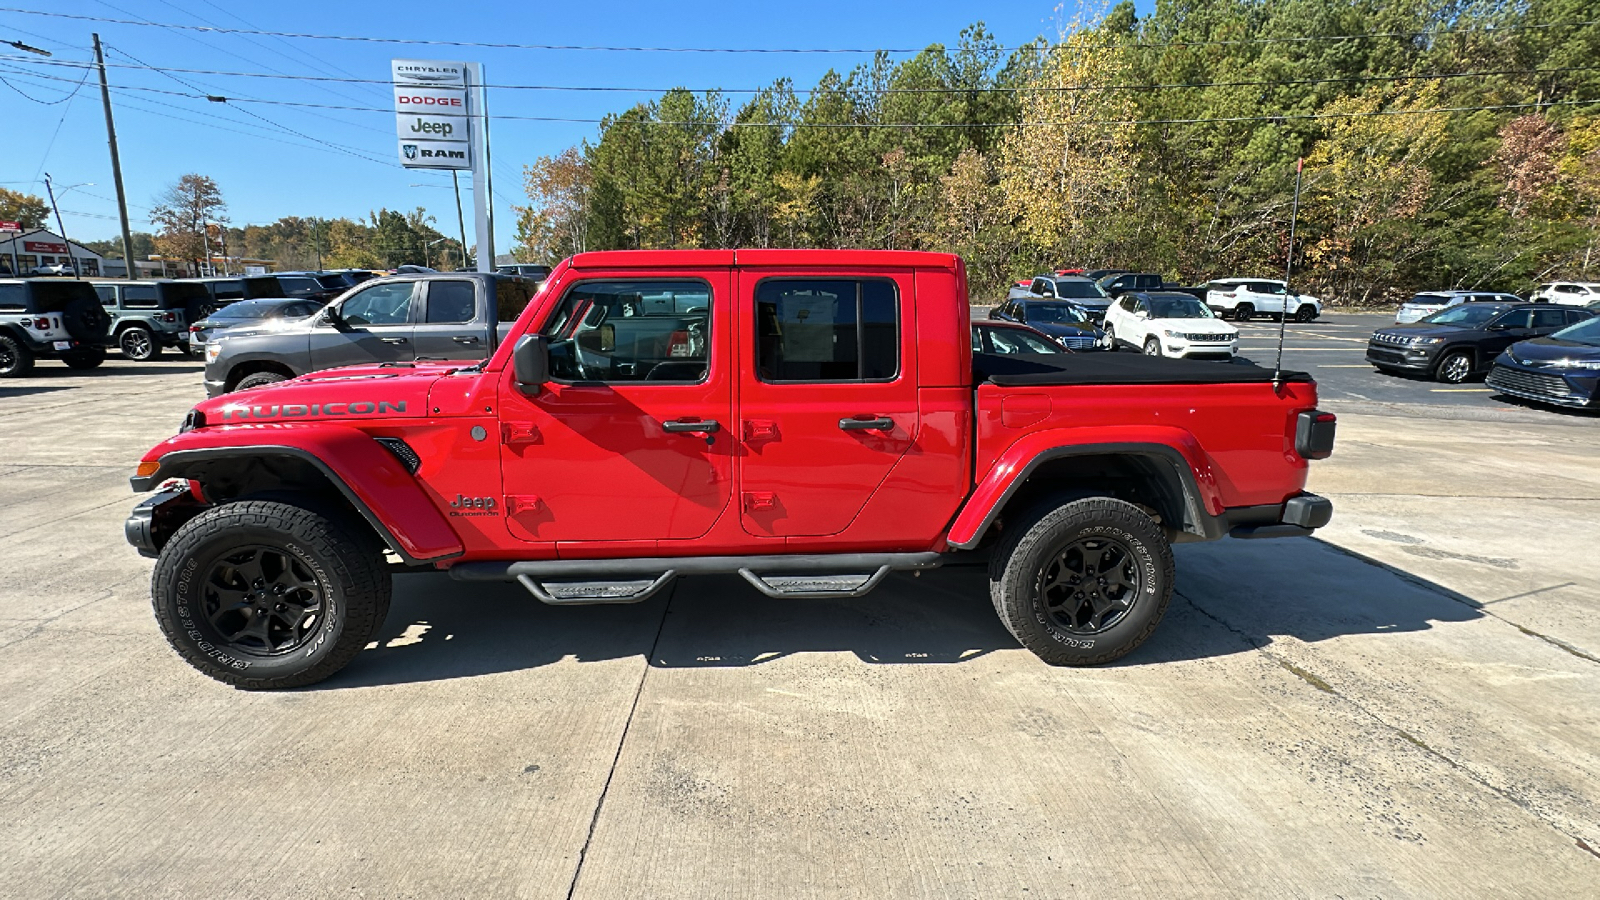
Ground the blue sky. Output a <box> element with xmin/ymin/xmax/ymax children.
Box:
<box><xmin>0</xmin><ymin>0</ymin><xmax>1134</xmax><ymax>256</ymax></box>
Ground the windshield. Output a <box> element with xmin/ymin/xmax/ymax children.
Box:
<box><xmin>279</xmin><ymin>277</ymin><xmax>320</xmax><ymax>293</ymax></box>
<box><xmin>1147</xmin><ymin>296</ymin><xmax>1215</xmax><ymax>319</ymax></box>
<box><xmin>314</xmin><ymin>274</ymin><xmax>351</xmax><ymax>289</ymax></box>
<box><xmin>1551</xmin><ymin>317</ymin><xmax>1600</xmax><ymax>346</ymax></box>
<box><xmin>1026</xmin><ymin>303</ymin><xmax>1087</xmax><ymax>323</ymax></box>
<box><xmin>213</xmin><ymin>301</ymin><xmax>280</xmax><ymax>320</ymax></box>
<box><xmin>1422</xmin><ymin>305</ymin><xmax>1503</xmax><ymax>328</ymax></box>
<box><xmin>980</xmin><ymin>326</ymin><xmax>1062</xmax><ymax>354</ymax></box>
<box><xmin>1051</xmin><ymin>281</ymin><xmax>1107</xmax><ymax>300</ymax></box>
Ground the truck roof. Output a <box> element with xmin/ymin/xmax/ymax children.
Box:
<box><xmin>568</xmin><ymin>249</ymin><xmax>963</xmax><ymax>270</ymax></box>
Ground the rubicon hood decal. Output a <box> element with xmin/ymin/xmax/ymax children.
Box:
<box><xmin>214</xmin><ymin>400</ymin><xmax>409</xmax><ymax>421</ymax></box>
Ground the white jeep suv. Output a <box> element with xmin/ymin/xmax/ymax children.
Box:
<box><xmin>1103</xmin><ymin>291</ymin><xmax>1239</xmax><ymax>359</ymax></box>
<box><xmin>1204</xmin><ymin>278</ymin><xmax>1321</xmax><ymax>321</ymax></box>
<box><xmin>1532</xmin><ymin>282</ymin><xmax>1600</xmax><ymax>306</ymax></box>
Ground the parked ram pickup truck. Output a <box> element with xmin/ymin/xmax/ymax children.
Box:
<box><xmin>126</xmin><ymin>250</ymin><xmax>1336</xmax><ymax>689</ymax></box>
<box><xmin>202</xmin><ymin>271</ymin><xmax>537</xmax><ymax>395</ymax></box>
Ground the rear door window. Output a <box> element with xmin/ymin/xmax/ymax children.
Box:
<box><xmin>212</xmin><ymin>280</ymin><xmax>244</xmax><ymax>300</ymax></box>
<box><xmin>95</xmin><ymin>285</ymin><xmax>117</xmax><ymax>305</ymax></box>
<box><xmin>122</xmin><ymin>285</ymin><xmax>159</xmax><ymax>308</ymax></box>
<box><xmin>424</xmin><ymin>280</ymin><xmax>476</xmax><ymax>324</ymax></box>
<box><xmin>0</xmin><ymin>283</ymin><xmax>23</xmax><ymax>311</ymax></box>
<box><xmin>754</xmin><ymin>278</ymin><xmax>897</xmax><ymax>382</ymax></box>
<box><xmin>1531</xmin><ymin>308</ymin><xmax>1566</xmax><ymax>330</ymax></box>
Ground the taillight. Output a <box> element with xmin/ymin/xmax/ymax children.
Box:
<box><xmin>33</xmin><ymin>317</ymin><xmax>50</xmax><ymax>329</ymax></box>
<box><xmin>1222</xmin><ymin>292</ymin><xmax>1236</xmax><ymax>299</ymax></box>
<box><xmin>190</xmin><ymin>324</ymin><xmax>202</xmax><ymax>332</ymax></box>
<box><xmin>163</xmin><ymin>312</ymin><xmax>178</xmax><ymax>322</ymax></box>
<box><xmin>1295</xmin><ymin>411</ymin><xmax>1337</xmax><ymax>460</ymax></box>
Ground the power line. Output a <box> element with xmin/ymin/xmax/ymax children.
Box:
<box><xmin>0</xmin><ymin>58</ymin><xmax>89</xmax><ymax>103</ymax></box>
<box><xmin>8</xmin><ymin>61</ymin><xmax>1596</xmax><ymax>126</ymax></box>
<box><xmin>4</xmin><ymin>52</ymin><xmax>1596</xmax><ymax>96</ymax></box>
<box><xmin>3</xmin><ymin>7</ymin><xmax>1596</xmax><ymax>54</ymax></box>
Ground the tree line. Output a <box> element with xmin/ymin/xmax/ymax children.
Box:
<box><xmin>511</xmin><ymin>0</ymin><xmax>1600</xmax><ymax>303</ymax></box>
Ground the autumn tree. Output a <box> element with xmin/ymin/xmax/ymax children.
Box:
<box><xmin>0</xmin><ymin>187</ymin><xmax>50</xmax><ymax>230</ymax></box>
<box><xmin>514</xmin><ymin>147</ymin><xmax>592</xmax><ymax>263</ymax></box>
<box><xmin>1487</xmin><ymin>115</ymin><xmax>1565</xmax><ymax>219</ymax></box>
<box><xmin>149</xmin><ymin>174</ymin><xmax>228</xmax><ymax>274</ymax></box>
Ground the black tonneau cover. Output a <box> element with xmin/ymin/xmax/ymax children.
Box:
<box><xmin>974</xmin><ymin>351</ymin><xmax>1312</xmax><ymax>386</ymax></box>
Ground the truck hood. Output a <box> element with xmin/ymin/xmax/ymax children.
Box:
<box><xmin>193</xmin><ymin>362</ymin><xmax>465</xmax><ymax>424</ymax></box>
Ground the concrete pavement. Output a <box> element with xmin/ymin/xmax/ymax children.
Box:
<box><xmin>0</xmin><ymin>355</ymin><xmax>1596</xmax><ymax>898</ymax></box>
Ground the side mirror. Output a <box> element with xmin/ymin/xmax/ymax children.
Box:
<box><xmin>1136</xmin><ymin>309</ymin><xmax>1150</xmax><ymax>319</ymax></box>
<box><xmin>323</xmin><ymin>305</ymin><xmax>352</xmax><ymax>332</ymax></box>
<box><xmin>513</xmin><ymin>334</ymin><xmax>549</xmax><ymax>393</ymax></box>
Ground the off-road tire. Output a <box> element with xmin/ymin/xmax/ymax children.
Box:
<box><xmin>119</xmin><ymin>325</ymin><xmax>158</xmax><ymax>361</ymax></box>
<box><xmin>1234</xmin><ymin>302</ymin><xmax>1255</xmax><ymax>321</ymax></box>
<box><xmin>61</xmin><ymin>346</ymin><xmax>106</xmax><ymax>369</ymax></box>
<box><xmin>234</xmin><ymin>371</ymin><xmax>288</xmax><ymax>392</ymax></box>
<box><xmin>1293</xmin><ymin>305</ymin><xmax>1317</xmax><ymax>322</ymax></box>
<box><xmin>1435</xmin><ymin>350</ymin><xmax>1473</xmax><ymax>384</ymax></box>
<box><xmin>1143</xmin><ymin>336</ymin><xmax>1162</xmax><ymax>357</ymax></box>
<box><xmin>62</xmin><ymin>294</ymin><xmax>111</xmax><ymax>343</ymax></box>
<box><xmin>989</xmin><ymin>497</ymin><xmax>1174</xmax><ymax>666</ymax></box>
<box><xmin>152</xmin><ymin>500</ymin><xmax>391</xmax><ymax>689</ymax></box>
<box><xmin>0</xmin><ymin>333</ymin><xmax>34</xmax><ymax>378</ymax></box>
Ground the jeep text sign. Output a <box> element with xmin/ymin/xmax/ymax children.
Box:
<box><xmin>392</xmin><ymin>59</ymin><xmax>470</xmax><ymax>170</ymax></box>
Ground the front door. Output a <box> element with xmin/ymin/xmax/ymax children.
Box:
<box><xmin>498</xmin><ymin>272</ymin><xmax>733</xmax><ymax>543</ymax></box>
<box><xmin>736</xmin><ymin>270</ymin><xmax>919</xmax><ymax>537</ymax></box>
<box><xmin>308</xmin><ymin>279</ymin><xmax>416</xmax><ymax>370</ymax></box>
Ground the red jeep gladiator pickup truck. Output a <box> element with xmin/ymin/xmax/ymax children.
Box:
<box><xmin>125</xmin><ymin>250</ymin><xmax>1335</xmax><ymax>688</ymax></box>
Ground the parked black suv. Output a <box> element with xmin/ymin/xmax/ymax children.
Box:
<box><xmin>0</xmin><ymin>278</ymin><xmax>114</xmax><ymax>377</ymax></box>
<box><xmin>1097</xmin><ymin>272</ymin><xmax>1164</xmax><ymax>298</ymax></box>
<box><xmin>1367</xmin><ymin>303</ymin><xmax>1594</xmax><ymax>383</ymax></box>
<box><xmin>179</xmin><ymin>276</ymin><xmax>287</xmax><ymax>322</ymax></box>
<box><xmin>273</xmin><ymin>272</ymin><xmax>353</xmax><ymax>304</ymax></box>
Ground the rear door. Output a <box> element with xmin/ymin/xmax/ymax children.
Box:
<box><xmin>735</xmin><ymin>270</ymin><xmax>918</xmax><ymax>537</ymax></box>
<box><xmin>1530</xmin><ymin>306</ymin><xmax>1568</xmax><ymax>336</ymax></box>
<box><xmin>308</xmin><ymin>279</ymin><xmax>416</xmax><ymax>370</ymax></box>
<box><xmin>497</xmin><ymin>270</ymin><xmax>733</xmax><ymax>543</ymax></box>
<box><xmin>412</xmin><ymin>278</ymin><xmax>489</xmax><ymax>360</ymax></box>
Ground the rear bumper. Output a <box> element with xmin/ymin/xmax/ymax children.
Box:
<box><xmin>22</xmin><ymin>336</ymin><xmax>111</xmax><ymax>357</ymax></box>
<box><xmin>1226</xmin><ymin>492</ymin><xmax>1334</xmax><ymax>540</ymax></box>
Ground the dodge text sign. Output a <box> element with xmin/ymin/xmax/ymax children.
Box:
<box><xmin>392</xmin><ymin>59</ymin><xmax>470</xmax><ymax>170</ymax></box>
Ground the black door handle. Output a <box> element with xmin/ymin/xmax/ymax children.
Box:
<box><xmin>662</xmin><ymin>419</ymin><xmax>721</xmax><ymax>434</ymax></box>
<box><xmin>452</xmin><ymin>335</ymin><xmax>480</xmax><ymax>344</ymax></box>
<box><xmin>380</xmin><ymin>337</ymin><xmax>408</xmax><ymax>345</ymax></box>
<box><xmin>839</xmin><ymin>416</ymin><xmax>894</xmax><ymax>431</ymax></box>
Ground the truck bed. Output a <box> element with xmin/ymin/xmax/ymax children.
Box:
<box><xmin>973</xmin><ymin>351</ymin><xmax>1311</xmax><ymax>386</ymax></box>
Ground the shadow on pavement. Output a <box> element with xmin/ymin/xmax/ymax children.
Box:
<box><xmin>0</xmin><ymin>384</ymin><xmax>76</xmax><ymax>399</ymax></box>
<box><xmin>30</xmin><ymin>362</ymin><xmax>206</xmax><ymax>378</ymax></box>
<box><xmin>319</xmin><ymin>535</ymin><xmax>1483</xmax><ymax>689</ymax></box>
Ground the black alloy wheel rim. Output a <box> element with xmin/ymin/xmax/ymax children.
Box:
<box><xmin>1039</xmin><ymin>536</ymin><xmax>1142</xmax><ymax>634</ymax></box>
<box><xmin>201</xmin><ymin>545</ymin><xmax>326</xmax><ymax>655</ymax></box>
<box><xmin>122</xmin><ymin>329</ymin><xmax>152</xmax><ymax>359</ymax></box>
<box><xmin>0</xmin><ymin>340</ymin><xmax>15</xmax><ymax>374</ymax></box>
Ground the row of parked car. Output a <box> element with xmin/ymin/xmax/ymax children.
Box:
<box><xmin>1367</xmin><ymin>292</ymin><xmax>1600</xmax><ymax>408</ymax></box>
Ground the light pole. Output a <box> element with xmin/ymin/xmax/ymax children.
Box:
<box><xmin>5</xmin><ymin>38</ymin><xmax>51</xmax><ymax>56</ymax></box>
<box><xmin>424</xmin><ymin>237</ymin><xmax>448</xmax><ymax>270</ymax></box>
<box><xmin>410</xmin><ymin>181</ymin><xmax>470</xmax><ymax>270</ymax></box>
<box><xmin>42</xmin><ymin>175</ymin><xmax>94</xmax><ymax>278</ymax></box>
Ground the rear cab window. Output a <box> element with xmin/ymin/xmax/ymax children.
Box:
<box><xmin>755</xmin><ymin>278</ymin><xmax>898</xmax><ymax>382</ymax></box>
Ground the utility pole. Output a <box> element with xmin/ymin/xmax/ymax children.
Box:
<box><xmin>93</xmin><ymin>34</ymin><xmax>137</xmax><ymax>280</ymax></box>
<box><xmin>452</xmin><ymin>170</ymin><xmax>470</xmax><ymax>270</ymax></box>
<box><xmin>1274</xmin><ymin>157</ymin><xmax>1304</xmax><ymax>391</ymax></box>
<box><xmin>42</xmin><ymin>173</ymin><xmax>79</xmax><ymax>279</ymax></box>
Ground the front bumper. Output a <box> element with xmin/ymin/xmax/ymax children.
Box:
<box><xmin>203</xmin><ymin>378</ymin><xmax>227</xmax><ymax>398</ymax></box>
<box><xmin>1366</xmin><ymin>343</ymin><xmax>1438</xmax><ymax>371</ymax></box>
<box><xmin>1166</xmin><ymin>338</ymin><xmax>1238</xmax><ymax>359</ymax></box>
<box><xmin>1486</xmin><ymin>361</ymin><xmax>1600</xmax><ymax>408</ymax></box>
<box><xmin>125</xmin><ymin>486</ymin><xmax>206</xmax><ymax>558</ymax></box>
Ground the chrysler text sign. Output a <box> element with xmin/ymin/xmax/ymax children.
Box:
<box><xmin>392</xmin><ymin>58</ymin><xmax>469</xmax><ymax>170</ymax></box>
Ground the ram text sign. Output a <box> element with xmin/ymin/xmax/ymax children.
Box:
<box><xmin>392</xmin><ymin>59</ymin><xmax>470</xmax><ymax>170</ymax></box>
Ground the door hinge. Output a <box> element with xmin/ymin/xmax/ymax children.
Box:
<box><xmin>501</xmin><ymin>422</ymin><xmax>541</xmax><ymax>445</ymax></box>
<box><xmin>742</xmin><ymin>491</ymin><xmax>777</xmax><ymax>512</ymax></box>
<box><xmin>505</xmin><ymin>494</ymin><xmax>542</xmax><ymax>515</ymax></box>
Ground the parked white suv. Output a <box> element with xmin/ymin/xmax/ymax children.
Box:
<box><xmin>1103</xmin><ymin>291</ymin><xmax>1239</xmax><ymax>359</ymax></box>
<box><xmin>1203</xmin><ymin>278</ymin><xmax>1321</xmax><ymax>321</ymax></box>
<box><xmin>1532</xmin><ymin>282</ymin><xmax>1600</xmax><ymax>306</ymax></box>
<box><xmin>1395</xmin><ymin>290</ymin><xmax>1521</xmax><ymax>323</ymax></box>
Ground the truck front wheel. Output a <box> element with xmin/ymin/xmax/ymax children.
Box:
<box><xmin>989</xmin><ymin>497</ymin><xmax>1174</xmax><ymax>666</ymax></box>
<box><xmin>151</xmin><ymin>500</ymin><xmax>390</xmax><ymax>689</ymax></box>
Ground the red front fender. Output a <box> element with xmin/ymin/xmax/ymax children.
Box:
<box><xmin>945</xmin><ymin>426</ymin><xmax>1222</xmax><ymax>550</ymax></box>
<box><xmin>133</xmin><ymin>423</ymin><xmax>463</xmax><ymax>564</ymax></box>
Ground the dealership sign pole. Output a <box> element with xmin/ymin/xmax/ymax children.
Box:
<box><xmin>392</xmin><ymin>59</ymin><xmax>492</xmax><ymax>272</ymax></box>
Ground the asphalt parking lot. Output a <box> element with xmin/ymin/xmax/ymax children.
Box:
<box><xmin>2</xmin><ymin>334</ymin><xmax>1597</xmax><ymax>898</ymax></box>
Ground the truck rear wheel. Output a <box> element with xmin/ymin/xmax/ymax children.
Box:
<box><xmin>151</xmin><ymin>500</ymin><xmax>390</xmax><ymax>689</ymax></box>
<box><xmin>0</xmin><ymin>334</ymin><xmax>34</xmax><ymax>378</ymax></box>
<box><xmin>989</xmin><ymin>497</ymin><xmax>1173</xmax><ymax>666</ymax></box>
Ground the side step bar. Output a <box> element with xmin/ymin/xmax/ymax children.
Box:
<box><xmin>448</xmin><ymin>552</ymin><xmax>943</xmax><ymax>605</ymax></box>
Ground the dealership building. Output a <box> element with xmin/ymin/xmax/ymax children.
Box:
<box><xmin>0</xmin><ymin>229</ymin><xmax>126</xmax><ymax>277</ymax></box>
